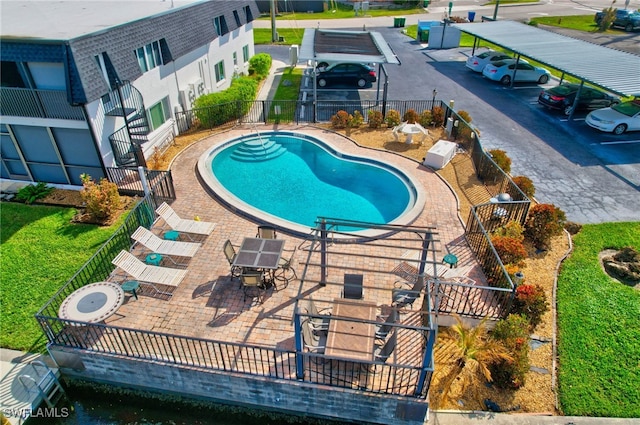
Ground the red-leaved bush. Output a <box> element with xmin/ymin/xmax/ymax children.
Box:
<box><xmin>491</xmin><ymin>235</ymin><xmax>527</xmax><ymax>267</ymax></box>
<box><xmin>524</xmin><ymin>203</ymin><xmax>566</xmax><ymax>250</ymax></box>
<box><xmin>511</xmin><ymin>284</ymin><xmax>549</xmax><ymax>331</ymax></box>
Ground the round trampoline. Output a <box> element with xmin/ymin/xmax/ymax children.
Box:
<box><xmin>58</xmin><ymin>282</ymin><xmax>125</xmax><ymax>323</ymax></box>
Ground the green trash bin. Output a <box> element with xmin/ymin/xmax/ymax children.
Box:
<box><xmin>421</xmin><ymin>30</ymin><xmax>429</xmax><ymax>42</ymax></box>
<box><xmin>393</xmin><ymin>17</ymin><xmax>401</xmax><ymax>28</ymax></box>
<box><xmin>423</xmin><ymin>0</ymin><xmax>429</xmax><ymax>8</ymax></box>
<box><xmin>399</xmin><ymin>17</ymin><xmax>406</xmax><ymax>27</ymax></box>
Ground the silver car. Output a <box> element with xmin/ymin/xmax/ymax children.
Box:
<box><xmin>482</xmin><ymin>60</ymin><xmax>550</xmax><ymax>85</ymax></box>
<box><xmin>465</xmin><ymin>50</ymin><xmax>513</xmax><ymax>73</ymax></box>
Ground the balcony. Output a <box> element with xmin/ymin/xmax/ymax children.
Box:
<box><xmin>0</xmin><ymin>87</ymin><xmax>85</xmax><ymax>121</ymax></box>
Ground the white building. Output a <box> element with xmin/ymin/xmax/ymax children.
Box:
<box><xmin>0</xmin><ymin>0</ymin><xmax>259</xmax><ymax>186</ymax></box>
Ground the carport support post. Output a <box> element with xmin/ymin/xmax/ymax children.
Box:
<box><xmin>568</xmin><ymin>81</ymin><xmax>584</xmax><ymax>121</ymax></box>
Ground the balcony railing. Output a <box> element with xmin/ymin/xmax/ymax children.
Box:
<box><xmin>0</xmin><ymin>87</ymin><xmax>85</xmax><ymax>120</ymax></box>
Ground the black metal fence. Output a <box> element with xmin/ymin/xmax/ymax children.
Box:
<box><xmin>106</xmin><ymin>167</ymin><xmax>175</xmax><ymax>203</ymax></box>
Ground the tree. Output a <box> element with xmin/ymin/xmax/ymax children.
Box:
<box><xmin>434</xmin><ymin>315</ymin><xmax>512</xmax><ymax>408</ymax></box>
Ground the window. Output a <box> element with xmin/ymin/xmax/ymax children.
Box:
<box><xmin>244</xmin><ymin>5</ymin><xmax>254</xmax><ymax>23</ymax></box>
<box><xmin>214</xmin><ymin>61</ymin><xmax>225</xmax><ymax>83</ymax></box>
<box><xmin>242</xmin><ymin>45</ymin><xmax>249</xmax><ymax>63</ymax></box>
<box><xmin>213</xmin><ymin>15</ymin><xmax>228</xmax><ymax>36</ymax></box>
<box><xmin>233</xmin><ymin>52</ymin><xmax>238</xmax><ymax>67</ymax></box>
<box><xmin>95</xmin><ymin>52</ymin><xmax>110</xmax><ymax>85</ymax></box>
<box><xmin>147</xmin><ymin>97</ymin><xmax>170</xmax><ymax>131</ymax></box>
<box><xmin>233</xmin><ymin>10</ymin><xmax>241</xmax><ymax>27</ymax></box>
<box><xmin>135</xmin><ymin>40</ymin><xmax>163</xmax><ymax>73</ymax></box>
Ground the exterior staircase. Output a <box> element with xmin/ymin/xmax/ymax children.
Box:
<box><xmin>106</xmin><ymin>81</ymin><xmax>150</xmax><ymax>168</ymax></box>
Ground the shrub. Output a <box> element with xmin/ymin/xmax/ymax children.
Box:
<box><xmin>16</xmin><ymin>182</ymin><xmax>54</xmax><ymax>204</ymax></box>
<box><xmin>456</xmin><ymin>110</ymin><xmax>474</xmax><ymax>142</ymax></box>
<box><xmin>403</xmin><ymin>108</ymin><xmax>419</xmax><ymax>124</ymax></box>
<box><xmin>512</xmin><ymin>175</ymin><xmax>535</xmax><ymax>198</ymax></box>
<box><xmin>490</xmin><ymin>314</ymin><xmax>530</xmax><ymax>390</ymax></box>
<box><xmin>331</xmin><ymin>110</ymin><xmax>351</xmax><ymax>129</ymax></box>
<box><xmin>491</xmin><ymin>235</ymin><xmax>527</xmax><ymax>266</ymax></box>
<box><xmin>349</xmin><ymin>110</ymin><xmax>364</xmax><ymax>128</ymax></box>
<box><xmin>80</xmin><ymin>174</ymin><xmax>122</xmax><ymax>221</ymax></box>
<box><xmin>524</xmin><ymin>203</ymin><xmax>566</xmax><ymax>250</ymax></box>
<box><xmin>492</xmin><ymin>220</ymin><xmax>525</xmax><ymax>241</ymax></box>
<box><xmin>489</xmin><ymin>149</ymin><xmax>511</xmax><ymax>174</ymax></box>
<box><xmin>385</xmin><ymin>109</ymin><xmax>401</xmax><ymax>127</ymax></box>
<box><xmin>193</xmin><ymin>76</ymin><xmax>258</xmax><ymax>127</ymax></box>
<box><xmin>248</xmin><ymin>53</ymin><xmax>272</xmax><ymax>79</ymax></box>
<box><xmin>432</xmin><ymin>106</ymin><xmax>445</xmax><ymax>127</ymax></box>
<box><xmin>511</xmin><ymin>284</ymin><xmax>549</xmax><ymax>331</ymax></box>
<box><xmin>418</xmin><ymin>110</ymin><xmax>432</xmax><ymax>127</ymax></box>
<box><xmin>596</xmin><ymin>5</ymin><xmax>617</xmax><ymax>31</ymax></box>
<box><xmin>368</xmin><ymin>110</ymin><xmax>384</xmax><ymax>128</ymax></box>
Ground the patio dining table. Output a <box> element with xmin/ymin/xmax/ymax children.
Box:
<box><xmin>232</xmin><ymin>237</ymin><xmax>285</xmax><ymax>285</ymax></box>
<box><xmin>58</xmin><ymin>281</ymin><xmax>125</xmax><ymax>323</ymax></box>
<box><xmin>325</xmin><ymin>299</ymin><xmax>377</xmax><ymax>361</ymax></box>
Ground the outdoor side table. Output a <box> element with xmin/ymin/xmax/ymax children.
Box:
<box><xmin>145</xmin><ymin>253</ymin><xmax>163</xmax><ymax>266</ymax></box>
<box><xmin>164</xmin><ymin>230</ymin><xmax>180</xmax><ymax>241</ymax></box>
<box><xmin>121</xmin><ymin>280</ymin><xmax>140</xmax><ymax>300</ymax></box>
<box><xmin>443</xmin><ymin>253</ymin><xmax>458</xmax><ymax>268</ymax></box>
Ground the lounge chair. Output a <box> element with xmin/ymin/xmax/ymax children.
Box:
<box><xmin>131</xmin><ymin>226</ymin><xmax>201</xmax><ymax>266</ymax></box>
<box><xmin>155</xmin><ymin>202</ymin><xmax>216</xmax><ymax>239</ymax></box>
<box><xmin>111</xmin><ymin>250</ymin><xmax>188</xmax><ymax>298</ymax></box>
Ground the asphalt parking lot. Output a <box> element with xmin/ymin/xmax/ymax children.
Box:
<box><xmin>259</xmin><ymin>26</ymin><xmax>640</xmax><ymax>224</ymax></box>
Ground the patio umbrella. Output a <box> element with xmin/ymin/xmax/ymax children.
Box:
<box><xmin>392</xmin><ymin>121</ymin><xmax>429</xmax><ymax>144</ymax></box>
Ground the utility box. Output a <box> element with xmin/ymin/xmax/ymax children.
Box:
<box><xmin>289</xmin><ymin>45</ymin><xmax>299</xmax><ymax>66</ymax></box>
<box><xmin>428</xmin><ymin>25</ymin><xmax>461</xmax><ymax>49</ymax></box>
<box><xmin>423</xmin><ymin>140</ymin><xmax>457</xmax><ymax>169</ymax></box>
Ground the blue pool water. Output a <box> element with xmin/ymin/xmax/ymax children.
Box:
<box><xmin>207</xmin><ymin>133</ymin><xmax>414</xmax><ymax>229</ymax></box>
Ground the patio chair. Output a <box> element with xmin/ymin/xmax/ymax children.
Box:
<box><xmin>273</xmin><ymin>247</ymin><xmax>297</xmax><ymax>289</ymax></box>
<box><xmin>256</xmin><ymin>225</ymin><xmax>277</xmax><ymax>239</ymax></box>
<box><xmin>301</xmin><ymin>318</ymin><xmax>326</xmax><ymax>355</ymax></box>
<box><xmin>111</xmin><ymin>250</ymin><xmax>188</xmax><ymax>298</ymax></box>
<box><xmin>223</xmin><ymin>239</ymin><xmax>242</xmax><ymax>279</ymax></box>
<box><xmin>240</xmin><ymin>269</ymin><xmax>264</xmax><ymax>303</ymax></box>
<box><xmin>155</xmin><ymin>202</ymin><xmax>216</xmax><ymax>240</ymax></box>
<box><xmin>374</xmin><ymin>330</ymin><xmax>397</xmax><ymax>365</ymax></box>
<box><xmin>375</xmin><ymin>308</ymin><xmax>399</xmax><ymax>342</ymax></box>
<box><xmin>306</xmin><ymin>296</ymin><xmax>331</xmax><ymax>334</ymax></box>
<box><xmin>131</xmin><ymin>226</ymin><xmax>201</xmax><ymax>266</ymax></box>
<box><xmin>391</xmin><ymin>277</ymin><xmax>425</xmax><ymax>309</ymax></box>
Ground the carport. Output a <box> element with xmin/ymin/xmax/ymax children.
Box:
<box><xmin>452</xmin><ymin>20</ymin><xmax>640</xmax><ymax>120</ymax></box>
<box><xmin>298</xmin><ymin>29</ymin><xmax>400</xmax><ymax>121</ymax></box>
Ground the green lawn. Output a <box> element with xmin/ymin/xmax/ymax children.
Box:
<box><xmin>529</xmin><ymin>15</ymin><xmax>602</xmax><ymax>32</ymax></box>
<box><xmin>268</xmin><ymin>66</ymin><xmax>303</xmax><ymax>122</ymax></box>
<box><xmin>254</xmin><ymin>28</ymin><xmax>305</xmax><ymax>45</ymax></box>
<box><xmin>557</xmin><ymin>222</ymin><xmax>640</xmax><ymax>417</ymax></box>
<box><xmin>0</xmin><ymin>203</ymin><xmax>127</xmax><ymax>351</ymax></box>
<box><xmin>260</xmin><ymin>3</ymin><xmax>423</xmax><ymax>20</ymax></box>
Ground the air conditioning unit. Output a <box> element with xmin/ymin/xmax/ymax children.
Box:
<box><xmin>179</xmin><ymin>84</ymin><xmax>197</xmax><ymax>110</ymax></box>
<box><xmin>194</xmin><ymin>78</ymin><xmax>207</xmax><ymax>96</ymax></box>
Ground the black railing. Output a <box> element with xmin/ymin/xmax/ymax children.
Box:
<box><xmin>106</xmin><ymin>167</ymin><xmax>175</xmax><ymax>203</ymax></box>
<box><xmin>0</xmin><ymin>87</ymin><xmax>85</xmax><ymax>120</ymax></box>
<box><xmin>107</xmin><ymin>81</ymin><xmax>149</xmax><ymax>168</ymax></box>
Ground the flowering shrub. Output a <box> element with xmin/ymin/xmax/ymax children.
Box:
<box><xmin>80</xmin><ymin>174</ymin><xmax>121</xmax><ymax>221</ymax></box>
<box><xmin>490</xmin><ymin>314</ymin><xmax>530</xmax><ymax>390</ymax></box>
<box><xmin>489</xmin><ymin>149</ymin><xmax>511</xmax><ymax>174</ymax></box>
<box><xmin>331</xmin><ymin>110</ymin><xmax>351</xmax><ymax>129</ymax></box>
<box><xmin>513</xmin><ymin>175</ymin><xmax>535</xmax><ymax>198</ymax></box>
<box><xmin>418</xmin><ymin>110</ymin><xmax>432</xmax><ymax>127</ymax></box>
<box><xmin>524</xmin><ymin>203</ymin><xmax>566</xmax><ymax>250</ymax></box>
<box><xmin>385</xmin><ymin>109</ymin><xmax>401</xmax><ymax>127</ymax></box>
<box><xmin>403</xmin><ymin>108</ymin><xmax>419</xmax><ymax>124</ymax></box>
<box><xmin>511</xmin><ymin>284</ymin><xmax>549</xmax><ymax>331</ymax></box>
<box><xmin>491</xmin><ymin>235</ymin><xmax>527</xmax><ymax>267</ymax></box>
<box><xmin>432</xmin><ymin>106</ymin><xmax>445</xmax><ymax>127</ymax></box>
<box><xmin>368</xmin><ymin>110</ymin><xmax>384</xmax><ymax>128</ymax></box>
<box><xmin>349</xmin><ymin>110</ymin><xmax>364</xmax><ymax>128</ymax></box>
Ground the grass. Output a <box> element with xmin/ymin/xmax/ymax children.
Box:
<box><xmin>254</xmin><ymin>28</ymin><xmax>305</xmax><ymax>46</ymax></box>
<box><xmin>529</xmin><ymin>15</ymin><xmax>603</xmax><ymax>32</ymax></box>
<box><xmin>259</xmin><ymin>3</ymin><xmax>424</xmax><ymax>20</ymax></box>
<box><xmin>0</xmin><ymin>203</ymin><xmax>128</xmax><ymax>351</ymax></box>
<box><xmin>268</xmin><ymin>66</ymin><xmax>303</xmax><ymax>122</ymax></box>
<box><xmin>556</xmin><ymin>222</ymin><xmax>640</xmax><ymax>417</ymax></box>
<box><xmin>484</xmin><ymin>0</ymin><xmax>538</xmax><ymax>4</ymax></box>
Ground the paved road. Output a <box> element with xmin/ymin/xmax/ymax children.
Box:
<box><xmin>256</xmin><ymin>10</ymin><xmax>640</xmax><ymax>224</ymax></box>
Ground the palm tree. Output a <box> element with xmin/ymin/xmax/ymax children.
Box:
<box><xmin>433</xmin><ymin>315</ymin><xmax>512</xmax><ymax>408</ymax></box>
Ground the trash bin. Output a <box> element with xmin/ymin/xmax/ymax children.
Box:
<box><xmin>394</xmin><ymin>17</ymin><xmax>406</xmax><ymax>28</ymax></box>
<box><xmin>423</xmin><ymin>0</ymin><xmax>429</xmax><ymax>7</ymax></box>
<box><xmin>399</xmin><ymin>17</ymin><xmax>406</xmax><ymax>27</ymax></box>
<box><xmin>421</xmin><ymin>30</ymin><xmax>429</xmax><ymax>42</ymax></box>
<box><xmin>468</xmin><ymin>11</ymin><xmax>476</xmax><ymax>22</ymax></box>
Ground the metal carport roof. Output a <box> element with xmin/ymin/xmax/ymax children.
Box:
<box><xmin>299</xmin><ymin>29</ymin><xmax>400</xmax><ymax>65</ymax></box>
<box><xmin>452</xmin><ymin>20</ymin><xmax>640</xmax><ymax>97</ymax></box>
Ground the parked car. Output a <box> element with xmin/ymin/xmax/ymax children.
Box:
<box><xmin>316</xmin><ymin>63</ymin><xmax>377</xmax><ymax>88</ymax></box>
<box><xmin>465</xmin><ymin>50</ymin><xmax>513</xmax><ymax>72</ymax></box>
<box><xmin>585</xmin><ymin>100</ymin><xmax>640</xmax><ymax>135</ymax></box>
<box><xmin>538</xmin><ymin>83</ymin><xmax>619</xmax><ymax>116</ymax></box>
<box><xmin>482</xmin><ymin>60</ymin><xmax>550</xmax><ymax>85</ymax></box>
<box><xmin>594</xmin><ymin>9</ymin><xmax>640</xmax><ymax>32</ymax></box>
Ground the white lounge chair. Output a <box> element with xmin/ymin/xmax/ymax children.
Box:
<box><xmin>131</xmin><ymin>226</ymin><xmax>201</xmax><ymax>266</ymax></box>
<box><xmin>155</xmin><ymin>202</ymin><xmax>216</xmax><ymax>239</ymax></box>
<box><xmin>112</xmin><ymin>250</ymin><xmax>188</xmax><ymax>298</ymax></box>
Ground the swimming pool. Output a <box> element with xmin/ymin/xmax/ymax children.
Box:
<box><xmin>197</xmin><ymin>131</ymin><xmax>425</xmax><ymax>235</ymax></box>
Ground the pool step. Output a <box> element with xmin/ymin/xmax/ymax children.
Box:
<box><xmin>231</xmin><ymin>138</ymin><xmax>287</xmax><ymax>162</ymax></box>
